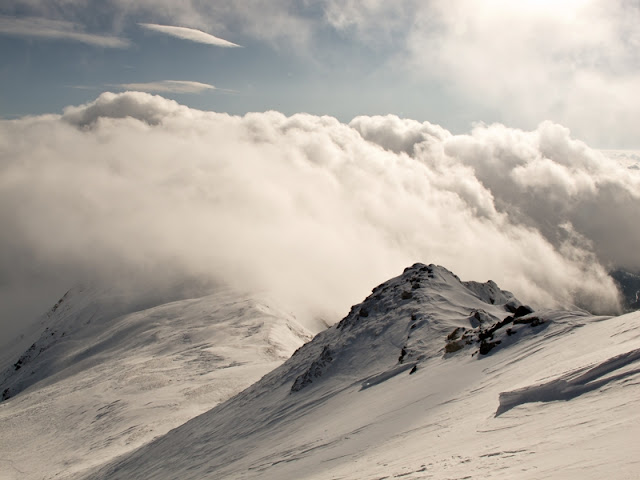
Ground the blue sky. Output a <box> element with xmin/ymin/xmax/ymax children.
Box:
<box><xmin>1</xmin><ymin>0</ymin><xmax>639</xmax><ymax>146</ymax></box>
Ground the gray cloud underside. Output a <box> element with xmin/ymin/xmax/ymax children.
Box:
<box><xmin>0</xmin><ymin>15</ymin><xmax>129</xmax><ymax>47</ymax></box>
<box><xmin>2</xmin><ymin>91</ymin><xmax>639</xmax><ymax>338</ymax></box>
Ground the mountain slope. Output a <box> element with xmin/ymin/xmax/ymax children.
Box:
<box><xmin>87</xmin><ymin>263</ymin><xmax>640</xmax><ymax>479</ymax></box>
<box><xmin>0</xmin><ymin>285</ymin><xmax>311</xmax><ymax>480</ymax></box>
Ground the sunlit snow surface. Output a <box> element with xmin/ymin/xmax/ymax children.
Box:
<box><xmin>0</xmin><ymin>286</ymin><xmax>311</xmax><ymax>479</ymax></box>
<box><xmin>81</xmin><ymin>264</ymin><xmax>640</xmax><ymax>480</ymax></box>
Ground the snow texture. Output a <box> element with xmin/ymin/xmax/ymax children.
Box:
<box><xmin>77</xmin><ymin>263</ymin><xmax>640</xmax><ymax>480</ymax></box>
<box><xmin>0</xmin><ymin>285</ymin><xmax>311</xmax><ymax>479</ymax></box>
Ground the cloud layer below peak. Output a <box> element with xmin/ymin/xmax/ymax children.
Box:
<box><xmin>2</xmin><ymin>92</ymin><xmax>639</xmax><ymax>338</ymax></box>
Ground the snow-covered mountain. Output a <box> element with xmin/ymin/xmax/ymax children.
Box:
<box><xmin>0</xmin><ymin>285</ymin><xmax>311</xmax><ymax>480</ymax></box>
<box><xmin>83</xmin><ymin>263</ymin><xmax>640</xmax><ymax>480</ymax></box>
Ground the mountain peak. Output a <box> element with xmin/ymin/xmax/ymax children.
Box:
<box><xmin>286</xmin><ymin>263</ymin><xmax>529</xmax><ymax>394</ymax></box>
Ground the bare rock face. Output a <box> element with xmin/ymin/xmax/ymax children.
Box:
<box><xmin>611</xmin><ymin>269</ymin><xmax>640</xmax><ymax>311</ymax></box>
<box><xmin>288</xmin><ymin>263</ymin><xmax>531</xmax><ymax>397</ymax></box>
<box><xmin>291</xmin><ymin>346</ymin><xmax>333</xmax><ymax>392</ymax></box>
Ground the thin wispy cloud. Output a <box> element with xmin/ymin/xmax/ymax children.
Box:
<box><xmin>113</xmin><ymin>80</ymin><xmax>216</xmax><ymax>94</ymax></box>
<box><xmin>67</xmin><ymin>85</ymin><xmax>100</xmax><ymax>90</ymax></box>
<box><xmin>0</xmin><ymin>15</ymin><xmax>129</xmax><ymax>48</ymax></box>
<box><xmin>139</xmin><ymin>23</ymin><xmax>241</xmax><ymax>47</ymax></box>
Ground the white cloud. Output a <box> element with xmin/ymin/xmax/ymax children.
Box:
<box><xmin>399</xmin><ymin>0</ymin><xmax>640</xmax><ymax>147</ymax></box>
<box><xmin>61</xmin><ymin>91</ymin><xmax>190</xmax><ymax>126</ymax></box>
<box><xmin>323</xmin><ymin>0</ymin><xmax>412</xmax><ymax>47</ymax></box>
<box><xmin>0</xmin><ymin>15</ymin><xmax>129</xmax><ymax>47</ymax></box>
<box><xmin>112</xmin><ymin>80</ymin><xmax>216</xmax><ymax>94</ymax></box>
<box><xmin>318</xmin><ymin>0</ymin><xmax>640</xmax><ymax>147</ymax></box>
<box><xmin>139</xmin><ymin>23</ymin><xmax>241</xmax><ymax>47</ymax></box>
<box><xmin>2</xmin><ymin>92</ymin><xmax>638</xmax><ymax>342</ymax></box>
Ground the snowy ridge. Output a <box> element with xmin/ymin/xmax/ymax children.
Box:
<box><xmin>85</xmin><ymin>263</ymin><xmax>640</xmax><ymax>480</ymax></box>
<box><xmin>0</xmin><ymin>285</ymin><xmax>311</xmax><ymax>480</ymax></box>
<box><xmin>287</xmin><ymin>263</ymin><xmax>527</xmax><ymax>394</ymax></box>
<box><xmin>1</xmin><ymin>285</ymin><xmax>154</xmax><ymax>400</ymax></box>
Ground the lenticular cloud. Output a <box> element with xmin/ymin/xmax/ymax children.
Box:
<box><xmin>1</xmin><ymin>92</ymin><xmax>638</xmax><ymax>333</ymax></box>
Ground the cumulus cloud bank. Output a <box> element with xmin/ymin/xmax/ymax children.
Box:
<box><xmin>2</xmin><ymin>92</ymin><xmax>638</xmax><ymax>337</ymax></box>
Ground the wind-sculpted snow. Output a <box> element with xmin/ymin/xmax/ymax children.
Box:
<box><xmin>0</xmin><ymin>285</ymin><xmax>311</xmax><ymax>480</ymax></box>
<box><xmin>2</xmin><ymin>92</ymin><xmax>638</xmax><ymax>339</ymax></box>
<box><xmin>83</xmin><ymin>264</ymin><xmax>640</xmax><ymax>480</ymax></box>
<box><xmin>496</xmin><ymin>347</ymin><xmax>640</xmax><ymax>416</ymax></box>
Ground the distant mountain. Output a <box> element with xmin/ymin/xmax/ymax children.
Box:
<box><xmin>0</xmin><ymin>285</ymin><xmax>311</xmax><ymax>480</ymax></box>
<box><xmin>611</xmin><ymin>269</ymin><xmax>640</xmax><ymax>311</ymax></box>
<box><xmin>87</xmin><ymin>264</ymin><xmax>640</xmax><ymax>480</ymax></box>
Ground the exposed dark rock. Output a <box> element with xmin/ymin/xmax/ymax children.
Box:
<box><xmin>291</xmin><ymin>346</ymin><xmax>333</xmax><ymax>392</ymax></box>
<box><xmin>49</xmin><ymin>291</ymin><xmax>70</xmax><ymax>315</ymax></box>
<box><xmin>504</xmin><ymin>302</ymin><xmax>518</xmax><ymax>313</ymax></box>
<box><xmin>513</xmin><ymin>305</ymin><xmax>534</xmax><ymax>318</ymax></box>
<box><xmin>445</xmin><ymin>306</ymin><xmax>547</xmax><ymax>357</ymax></box>
<box><xmin>479</xmin><ymin>339</ymin><xmax>501</xmax><ymax>355</ymax></box>
<box><xmin>513</xmin><ymin>316</ymin><xmax>544</xmax><ymax>327</ymax></box>
<box><xmin>445</xmin><ymin>341</ymin><xmax>464</xmax><ymax>353</ymax></box>
<box><xmin>447</xmin><ymin>327</ymin><xmax>463</xmax><ymax>341</ymax></box>
<box><xmin>399</xmin><ymin>348</ymin><xmax>407</xmax><ymax>364</ymax></box>
<box><xmin>469</xmin><ymin>309</ymin><xmax>497</xmax><ymax>328</ymax></box>
<box><xmin>478</xmin><ymin>316</ymin><xmax>513</xmax><ymax>341</ymax></box>
<box><xmin>611</xmin><ymin>269</ymin><xmax>640</xmax><ymax>311</ymax></box>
